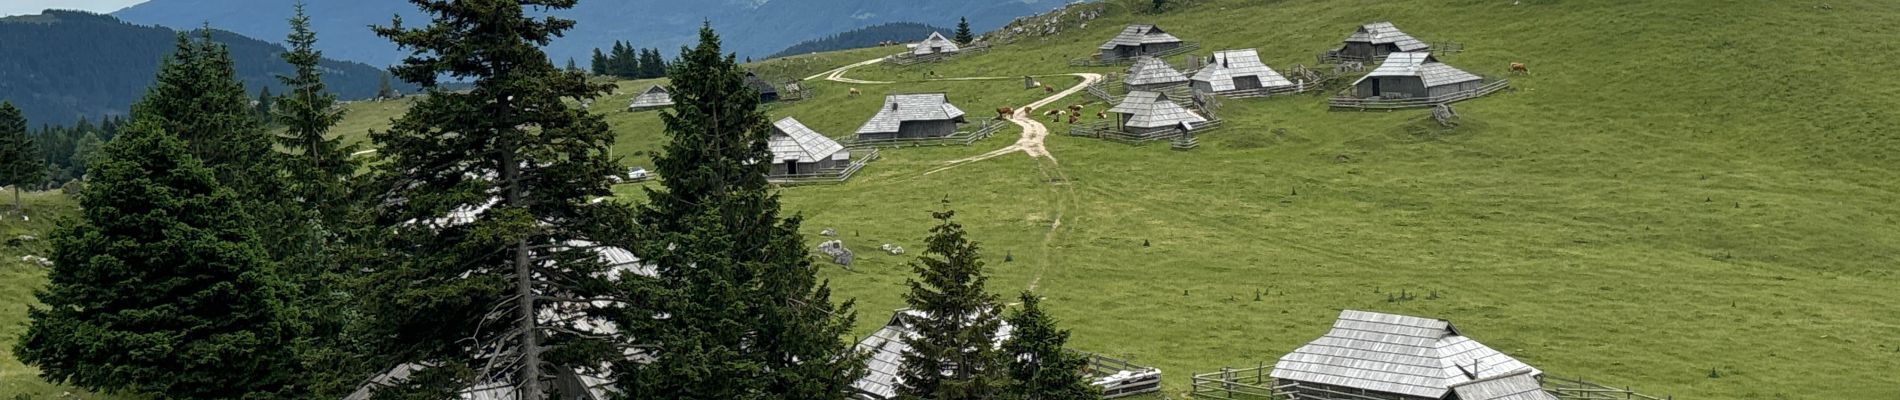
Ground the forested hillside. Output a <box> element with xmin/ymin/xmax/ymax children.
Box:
<box><xmin>0</xmin><ymin>11</ymin><xmax>411</xmax><ymax>125</ymax></box>
<box><xmin>770</xmin><ymin>22</ymin><xmax>952</xmax><ymax>59</ymax></box>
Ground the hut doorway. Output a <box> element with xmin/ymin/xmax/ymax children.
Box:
<box><xmin>1370</xmin><ymin>79</ymin><xmax>1383</xmax><ymax>97</ymax></box>
<box><xmin>785</xmin><ymin>160</ymin><xmax>799</xmax><ymax>175</ymax></box>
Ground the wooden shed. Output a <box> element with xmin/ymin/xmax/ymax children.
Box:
<box><xmin>910</xmin><ymin>31</ymin><xmax>961</xmax><ymax>56</ymax></box>
<box><xmin>1098</xmin><ymin>24</ymin><xmax>1184</xmax><ymax>60</ymax></box>
<box><xmin>745</xmin><ymin>71</ymin><xmax>780</xmax><ymax>103</ymax></box>
<box><xmin>1190</xmin><ymin>49</ymin><xmax>1293</xmax><ymax>94</ymax></box>
<box><xmin>850</xmin><ymin>309</ymin><xmax>1162</xmax><ymax>400</ymax></box>
<box><xmin>627</xmin><ymin>85</ymin><xmax>674</xmax><ymax>111</ymax></box>
<box><xmin>1124</xmin><ymin>56</ymin><xmax>1190</xmax><ymax>92</ymax></box>
<box><xmin>1336</xmin><ymin>22</ymin><xmax>1430</xmax><ymax>60</ymax></box>
<box><xmin>1108</xmin><ymin>91</ymin><xmax>1207</xmax><ymax>137</ymax></box>
<box><xmin>1270</xmin><ymin>310</ymin><xmax>1544</xmax><ymax>400</ymax></box>
<box><xmin>768</xmin><ymin>117</ymin><xmax>850</xmax><ymax>177</ymax></box>
<box><xmin>852</xmin><ymin>93</ymin><xmax>968</xmax><ymax>141</ymax></box>
<box><xmin>1350</xmin><ymin>52</ymin><xmax>1482</xmax><ymax>100</ymax></box>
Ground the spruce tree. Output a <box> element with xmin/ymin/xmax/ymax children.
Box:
<box><xmin>954</xmin><ymin>17</ymin><xmax>975</xmax><ymax>44</ymax></box>
<box><xmin>1001</xmin><ymin>292</ymin><xmax>1099</xmax><ymax>400</ymax></box>
<box><xmin>134</xmin><ymin>30</ymin><xmax>276</xmax><ymax>196</ymax></box>
<box><xmin>0</xmin><ymin>101</ymin><xmax>44</xmax><ymax>212</ymax></box>
<box><xmin>256</xmin><ymin>86</ymin><xmax>276</xmax><ymax>125</ymax></box>
<box><xmin>897</xmin><ymin>206</ymin><xmax>1008</xmax><ymax>400</ymax></box>
<box><xmin>616</xmin><ymin>23</ymin><xmax>863</xmax><ymax>399</ymax></box>
<box><xmin>591</xmin><ymin>48</ymin><xmax>608</xmax><ymax>75</ymax></box>
<box><xmin>362</xmin><ymin>1</ymin><xmax>627</xmax><ymax>399</ymax></box>
<box><xmin>377</xmin><ymin>73</ymin><xmax>397</xmax><ymax>99</ymax></box>
<box><xmin>14</xmin><ymin>119</ymin><xmax>303</xmax><ymax>399</ymax></box>
<box><xmin>641</xmin><ymin>48</ymin><xmax>667</xmax><ymax>78</ymax></box>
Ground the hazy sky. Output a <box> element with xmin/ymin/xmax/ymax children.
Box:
<box><xmin>0</xmin><ymin>0</ymin><xmax>148</xmax><ymax>17</ymax></box>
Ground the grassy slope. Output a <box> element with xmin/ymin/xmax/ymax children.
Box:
<box><xmin>0</xmin><ymin>192</ymin><xmax>123</xmax><ymax>399</ymax></box>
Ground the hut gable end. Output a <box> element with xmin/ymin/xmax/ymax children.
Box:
<box><xmin>1099</xmin><ymin>24</ymin><xmax>1184</xmax><ymax>50</ymax></box>
<box><xmin>769</xmin><ymin>117</ymin><xmax>849</xmax><ymax>164</ymax></box>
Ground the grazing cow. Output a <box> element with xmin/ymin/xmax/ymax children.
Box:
<box><xmin>996</xmin><ymin>107</ymin><xmax>1014</xmax><ymax>120</ymax></box>
<box><xmin>849</xmin><ymin>88</ymin><xmax>861</xmax><ymax>96</ymax></box>
<box><xmin>1068</xmin><ymin>114</ymin><xmax>1078</xmax><ymax>124</ymax></box>
<box><xmin>1044</xmin><ymin>85</ymin><xmax>1057</xmax><ymax>94</ymax></box>
<box><xmin>1510</xmin><ymin>62</ymin><xmax>1531</xmax><ymax>75</ymax></box>
<box><xmin>1068</xmin><ymin>104</ymin><xmax>1085</xmax><ymax>113</ymax></box>
<box><xmin>1023</xmin><ymin>106</ymin><xmax>1035</xmax><ymax>115</ymax></box>
<box><xmin>1096</xmin><ymin>111</ymin><xmax>1108</xmax><ymax>119</ymax></box>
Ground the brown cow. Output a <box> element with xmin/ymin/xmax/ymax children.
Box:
<box><xmin>996</xmin><ymin>107</ymin><xmax>1014</xmax><ymax>120</ymax></box>
<box><xmin>1096</xmin><ymin>111</ymin><xmax>1108</xmax><ymax>119</ymax></box>
<box><xmin>1044</xmin><ymin>85</ymin><xmax>1057</xmax><ymax>94</ymax></box>
<box><xmin>1044</xmin><ymin>109</ymin><xmax>1062</xmax><ymax>116</ymax></box>
<box><xmin>1068</xmin><ymin>104</ymin><xmax>1085</xmax><ymax>113</ymax></box>
<box><xmin>1509</xmin><ymin>62</ymin><xmax>1530</xmax><ymax>75</ymax></box>
<box><xmin>849</xmin><ymin>88</ymin><xmax>861</xmax><ymax>96</ymax></box>
<box><xmin>1068</xmin><ymin>114</ymin><xmax>1078</xmax><ymax>124</ymax></box>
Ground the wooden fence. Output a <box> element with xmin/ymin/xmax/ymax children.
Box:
<box><xmin>1326</xmin><ymin>79</ymin><xmax>1511</xmax><ymax>110</ymax></box>
<box><xmin>841</xmin><ymin>120</ymin><xmax>1004</xmax><ymax>148</ymax></box>
<box><xmin>1070</xmin><ymin>350</ymin><xmax>1164</xmax><ymax>399</ymax></box>
<box><xmin>1068</xmin><ymin>119</ymin><xmax>1223</xmax><ymax>145</ymax></box>
<box><xmin>1543</xmin><ymin>375</ymin><xmax>1673</xmax><ymax>400</ymax></box>
<box><xmin>1187</xmin><ymin>365</ymin><xmax>1673</xmax><ymax>400</ymax></box>
<box><xmin>889</xmin><ymin>43</ymin><xmax>992</xmax><ymax>66</ymax></box>
<box><xmin>1071</xmin><ymin>41</ymin><xmax>1202</xmax><ymax>67</ymax></box>
<box><xmin>767</xmin><ymin>149</ymin><xmax>880</xmax><ymax>185</ymax></box>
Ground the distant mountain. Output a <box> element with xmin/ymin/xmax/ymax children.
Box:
<box><xmin>769</xmin><ymin>22</ymin><xmax>952</xmax><ymax>59</ymax></box>
<box><xmin>111</xmin><ymin>0</ymin><xmax>1065</xmax><ymax>67</ymax></box>
<box><xmin>0</xmin><ymin>11</ymin><xmax>412</xmax><ymax>126</ymax></box>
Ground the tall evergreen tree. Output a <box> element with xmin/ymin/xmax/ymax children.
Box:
<box><xmin>616</xmin><ymin>23</ymin><xmax>863</xmax><ymax>399</ymax></box>
<box><xmin>642</xmin><ymin>48</ymin><xmax>668</xmax><ymax>78</ymax></box>
<box><xmin>0</xmin><ymin>101</ymin><xmax>44</xmax><ymax>211</ymax></box>
<box><xmin>566</xmin><ymin>57</ymin><xmax>580</xmax><ymax>72</ymax></box>
<box><xmin>590</xmin><ymin>48</ymin><xmax>608</xmax><ymax>75</ymax></box>
<box><xmin>255</xmin><ymin>86</ymin><xmax>276</xmax><ymax>125</ymax></box>
<box><xmin>1001</xmin><ymin>292</ymin><xmax>1098</xmax><ymax>400</ymax></box>
<box><xmin>14</xmin><ymin>119</ymin><xmax>303</xmax><ymax>399</ymax></box>
<box><xmin>897</xmin><ymin>206</ymin><xmax>1008</xmax><ymax>400</ymax></box>
<box><xmin>133</xmin><ymin>30</ymin><xmax>276</xmax><ymax>196</ymax></box>
<box><xmin>362</xmin><ymin>1</ymin><xmax>626</xmax><ymax>399</ymax></box>
<box><xmin>377</xmin><ymin>73</ymin><xmax>398</xmax><ymax>99</ymax></box>
<box><xmin>954</xmin><ymin>17</ymin><xmax>975</xmax><ymax>44</ymax></box>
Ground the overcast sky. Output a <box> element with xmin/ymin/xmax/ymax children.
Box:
<box><xmin>0</xmin><ymin>0</ymin><xmax>148</xmax><ymax>17</ymax></box>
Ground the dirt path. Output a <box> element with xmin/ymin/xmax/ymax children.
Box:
<box><xmin>928</xmin><ymin>73</ymin><xmax>1103</xmax><ymax>175</ymax></box>
<box><xmin>808</xmin><ymin>56</ymin><xmax>897</xmax><ymax>85</ymax></box>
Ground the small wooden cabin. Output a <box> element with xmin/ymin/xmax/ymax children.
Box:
<box><xmin>1337</xmin><ymin>22</ymin><xmax>1430</xmax><ymax>60</ymax></box>
<box><xmin>1349</xmin><ymin>52</ymin><xmax>1482</xmax><ymax>99</ymax></box>
<box><xmin>745</xmin><ymin>71</ymin><xmax>780</xmax><ymax>103</ymax></box>
<box><xmin>1190</xmin><ymin>49</ymin><xmax>1293</xmax><ymax>93</ymax></box>
<box><xmin>767</xmin><ymin>117</ymin><xmax>850</xmax><ymax>177</ymax></box>
<box><xmin>627</xmin><ymin>85</ymin><xmax>674</xmax><ymax>111</ymax></box>
<box><xmin>1124</xmin><ymin>56</ymin><xmax>1190</xmax><ymax>92</ymax></box>
<box><xmin>910</xmin><ymin>31</ymin><xmax>961</xmax><ymax>56</ymax></box>
<box><xmin>1270</xmin><ymin>310</ymin><xmax>1548</xmax><ymax>400</ymax></box>
<box><xmin>1107</xmin><ymin>91</ymin><xmax>1207</xmax><ymax>137</ymax></box>
<box><xmin>852</xmin><ymin>93</ymin><xmax>968</xmax><ymax>141</ymax></box>
<box><xmin>1098</xmin><ymin>24</ymin><xmax>1184</xmax><ymax>60</ymax></box>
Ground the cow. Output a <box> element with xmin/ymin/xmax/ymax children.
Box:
<box><xmin>1509</xmin><ymin>62</ymin><xmax>1531</xmax><ymax>75</ymax></box>
<box><xmin>1068</xmin><ymin>104</ymin><xmax>1085</xmax><ymax>113</ymax></box>
<box><xmin>1096</xmin><ymin>111</ymin><xmax>1108</xmax><ymax>119</ymax></box>
<box><xmin>1068</xmin><ymin>114</ymin><xmax>1078</xmax><ymax>124</ymax></box>
<box><xmin>849</xmin><ymin>88</ymin><xmax>861</xmax><ymax>96</ymax></box>
<box><xmin>1043</xmin><ymin>109</ymin><xmax>1062</xmax><ymax>117</ymax></box>
<box><xmin>1044</xmin><ymin>85</ymin><xmax>1057</xmax><ymax>94</ymax></box>
<box><xmin>996</xmin><ymin>107</ymin><xmax>1015</xmax><ymax>120</ymax></box>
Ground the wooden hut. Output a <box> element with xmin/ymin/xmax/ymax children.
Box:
<box><xmin>1124</xmin><ymin>56</ymin><xmax>1189</xmax><ymax>92</ymax></box>
<box><xmin>1270</xmin><ymin>310</ymin><xmax>1544</xmax><ymax>400</ymax></box>
<box><xmin>1336</xmin><ymin>22</ymin><xmax>1429</xmax><ymax>61</ymax></box>
<box><xmin>852</xmin><ymin>93</ymin><xmax>968</xmax><ymax>141</ymax></box>
<box><xmin>1098</xmin><ymin>24</ymin><xmax>1184</xmax><ymax>60</ymax></box>
<box><xmin>1190</xmin><ymin>49</ymin><xmax>1293</xmax><ymax>94</ymax></box>
<box><xmin>745</xmin><ymin>71</ymin><xmax>780</xmax><ymax>102</ymax></box>
<box><xmin>627</xmin><ymin>85</ymin><xmax>674</xmax><ymax>111</ymax></box>
<box><xmin>910</xmin><ymin>31</ymin><xmax>961</xmax><ymax>56</ymax></box>
<box><xmin>767</xmin><ymin>117</ymin><xmax>850</xmax><ymax>177</ymax></box>
<box><xmin>1107</xmin><ymin>91</ymin><xmax>1207</xmax><ymax>137</ymax></box>
<box><xmin>850</xmin><ymin>309</ymin><xmax>1161</xmax><ymax>400</ymax></box>
<box><xmin>1449</xmin><ymin>370</ymin><xmax>1559</xmax><ymax>400</ymax></box>
<box><xmin>1349</xmin><ymin>52</ymin><xmax>1482</xmax><ymax>99</ymax></box>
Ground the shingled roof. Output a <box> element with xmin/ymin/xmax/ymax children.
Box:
<box><xmin>1450</xmin><ymin>370</ymin><xmax>1559</xmax><ymax>400</ymax></box>
<box><xmin>854</xmin><ymin>93</ymin><xmax>967</xmax><ymax>135</ymax></box>
<box><xmin>1125</xmin><ymin>56</ymin><xmax>1189</xmax><ymax>87</ymax></box>
<box><xmin>1191</xmin><ymin>49</ymin><xmax>1293</xmax><ymax>91</ymax></box>
<box><xmin>745</xmin><ymin>71</ymin><xmax>778</xmax><ymax>96</ymax></box>
<box><xmin>1345</xmin><ymin>22</ymin><xmax>1429</xmax><ymax>52</ymax></box>
<box><xmin>1108</xmin><ymin>91</ymin><xmax>1207</xmax><ymax>130</ymax></box>
<box><xmin>1271</xmin><ymin>310</ymin><xmax>1540</xmax><ymax>400</ymax></box>
<box><xmin>1352</xmin><ymin>52</ymin><xmax>1482</xmax><ymax>88</ymax></box>
<box><xmin>1099</xmin><ymin>24</ymin><xmax>1183</xmax><ymax>50</ymax></box>
<box><xmin>769</xmin><ymin>117</ymin><xmax>849</xmax><ymax>164</ymax></box>
<box><xmin>911</xmin><ymin>31</ymin><xmax>961</xmax><ymax>55</ymax></box>
<box><xmin>628</xmin><ymin>85</ymin><xmax>674</xmax><ymax>109</ymax></box>
<box><xmin>853</xmin><ymin>310</ymin><xmax>1015</xmax><ymax>399</ymax></box>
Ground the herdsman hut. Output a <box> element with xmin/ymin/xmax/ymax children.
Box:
<box><xmin>851</xmin><ymin>309</ymin><xmax>1162</xmax><ymax>400</ymax></box>
<box><xmin>745</xmin><ymin>71</ymin><xmax>780</xmax><ymax>102</ymax></box>
<box><xmin>1125</xmin><ymin>56</ymin><xmax>1190</xmax><ymax>92</ymax></box>
<box><xmin>1099</xmin><ymin>24</ymin><xmax>1184</xmax><ymax>61</ymax></box>
<box><xmin>1270</xmin><ymin>310</ymin><xmax>1554</xmax><ymax>400</ymax></box>
<box><xmin>1190</xmin><ymin>49</ymin><xmax>1293</xmax><ymax>94</ymax></box>
<box><xmin>910</xmin><ymin>31</ymin><xmax>961</xmax><ymax>56</ymax></box>
<box><xmin>627</xmin><ymin>85</ymin><xmax>674</xmax><ymax>111</ymax></box>
<box><xmin>853</xmin><ymin>93</ymin><xmax>968</xmax><ymax>141</ymax></box>
<box><xmin>1350</xmin><ymin>52</ymin><xmax>1483</xmax><ymax>100</ymax></box>
<box><xmin>1108</xmin><ymin>91</ymin><xmax>1207</xmax><ymax>138</ymax></box>
<box><xmin>767</xmin><ymin>117</ymin><xmax>850</xmax><ymax>177</ymax></box>
<box><xmin>1335</xmin><ymin>22</ymin><xmax>1429</xmax><ymax>61</ymax></box>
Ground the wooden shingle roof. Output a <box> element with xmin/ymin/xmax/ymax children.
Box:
<box><xmin>628</xmin><ymin>85</ymin><xmax>674</xmax><ymax>109</ymax></box>
<box><xmin>911</xmin><ymin>31</ymin><xmax>962</xmax><ymax>55</ymax></box>
<box><xmin>1270</xmin><ymin>310</ymin><xmax>1539</xmax><ymax>399</ymax></box>
<box><xmin>1125</xmin><ymin>56</ymin><xmax>1189</xmax><ymax>86</ymax></box>
<box><xmin>1450</xmin><ymin>370</ymin><xmax>1559</xmax><ymax>400</ymax></box>
<box><xmin>1352</xmin><ymin>52</ymin><xmax>1481</xmax><ymax>88</ymax></box>
<box><xmin>1190</xmin><ymin>49</ymin><xmax>1293</xmax><ymax>91</ymax></box>
<box><xmin>852</xmin><ymin>310</ymin><xmax>1014</xmax><ymax>399</ymax></box>
<box><xmin>769</xmin><ymin>117</ymin><xmax>849</xmax><ymax>164</ymax></box>
<box><xmin>1108</xmin><ymin>91</ymin><xmax>1207</xmax><ymax>130</ymax></box>
<box><xmin>1344</xmin><ymin>22</ymin><xmax>1429</xmax><ymax>51</ymax></box>
<box><xmin>854</xmin><ymin>93</ymin><xmax>967</xmax><ymax>135</ymax></box>
<box><xmin>745</xmin><ymin>71</ymin><xmax>778</xmax><ymax>96</ymax></box>
<box><xmin>1099</xmin><ymin>24</ymin><xmax>1183</xmax><ymax>50</ymax></box>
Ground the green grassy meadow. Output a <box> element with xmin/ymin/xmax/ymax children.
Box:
<box><xmin>5</xmin><ymin>0</ymin><xmax>1899</xmax><ymax>398</ymax></box>
<box><xmin>1</xmin><ymin>192</ymin><xmax>124</xmax><ymax>399</ymax></box>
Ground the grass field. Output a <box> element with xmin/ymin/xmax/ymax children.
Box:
<box><xmin>0</xmin><ymin>192</ymin><xmax>124</xmax><ymax>399</ymax></box>
<box><xmin>6</xmin><ymin>0</ymin><xmax>1899</xmax><ymax>398</ymax></box>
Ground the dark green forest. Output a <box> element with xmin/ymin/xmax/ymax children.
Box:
<box><xmin>768</xmin><ymin>22</ymin><xmax>951</xmax><ymax>59</ymax></box>
<box><xmin>0</xmin><ymin>10</ymin><xmax>412</xmax><ymax>126</ymax></box>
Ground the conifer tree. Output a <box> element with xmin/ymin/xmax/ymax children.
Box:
<box><xmin>897</xmin><ymin>206</ymin><xmax>1008</xmax><ymax>400</ymax></box>
<box><xmin>616</xmin><ymin>23</ymin><xmax>862</xmax><ymax>399</ymax></box>
<box><xmin>591</xmin><ymin>48</ymin><xmax>608</xmax><ymax>75</ymax></box>
<box><xmin>377</xmin><ymin>73</ymin><xmax>397</xmax><ymax>99</ymax></box>
<box><xmin>955</xmin><ymin>17</ymin><xmax>975</xmax><ymax>44</ymax></box>
<box><xmin>134</xmin><ymin>30</ymin><xmax>276</xmax><ymax>196</ymax></box>
<box><xmin>256</xmin><ymin>86</ymin><xmax>276</xmax><ymax>125</ymax></box>
<box><xmin>14</xmin><ymin>119</ymin><xmax>304</xmax><ymax>399</ymax></box>
<box><xmin>1001</xmin><ymin>292</ymin><xmax>1099</xmax><ymax>400</ymax></box>
<box><xmin>362</xmin><ymin>1</ymin><xmax>627</xmax><ymax>399</ymax></box>
<box><xmin>0</xmin><ymin>101</ymin><xmax>44</xmax><ymax>211</ymax></box>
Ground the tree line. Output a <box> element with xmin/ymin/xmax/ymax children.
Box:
<box><xmin>590</xmin><ymin>41</ymin><xmax>669</xmax><ymax>79</ymax></box>
<box><xmin>5</xmin><ymin>1</ymin><xmax>1098</xmax><ymax>400</ymax></box>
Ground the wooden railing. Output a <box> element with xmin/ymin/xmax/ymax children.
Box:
<box><xmin>767</xmin><ymin>149</ymin><xmax>880</xmax><ymax>185</ymax></box>
<box><xmin>1543</xmin><ymin>375</ymin><xmax>1672</xmax><ymax>400</ymax></box>
<box><xmin>1071</xmin><ymin>41</ymin><xmax>1202</xmax><ymax>67</ymax></box>
<box><xmin>1069</xmin><ymin>350</ymin><xmax>1163</xmax><ymax>399</ymax></box>
<box><xmin>1327</xmin><ymin>79</ymin><xmax>1511</xmax><ymax>110</ymax></box>
<box><xmin>842</xmin><ymin>120</ymin><xmax>1004</xmax><ymax>148</ymax></box>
